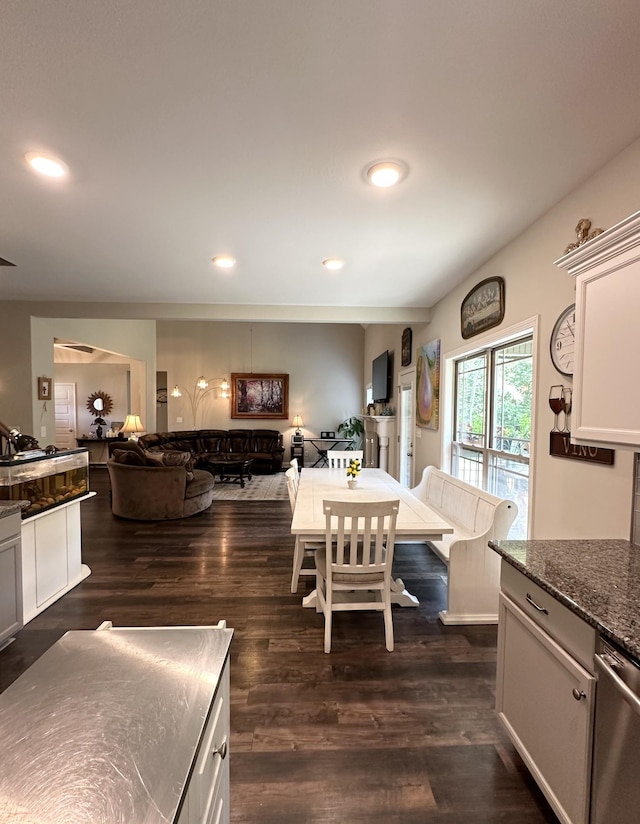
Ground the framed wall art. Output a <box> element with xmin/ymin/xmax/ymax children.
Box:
<box><xmin>416</xmin><ymin>339</ymin><xmax>440</xmax><ymax>430</ymax></box>
<box><xmin>401</xmin><ymin>327</ymin><xmax>412</xmax><ymax>367</ymax></box>
<box><xmin>230</xmin><ymin>373</ymin><xmax>289</xmax><ymax>419</ymax></box>
<box><xmin>461</xmin><ymin>276</ymin><xmax>505</xmax><ymax>339</ymax></box>
<box><xmin>37</xmin><ymin>376</ymin><xmax>51</xmax><ymax>401</ymax></box>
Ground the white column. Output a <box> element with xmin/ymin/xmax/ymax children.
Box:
<box><xmin>373</xmin><ymin>417</ymin><xmax>395</xmax><ymax>473</ymax></box>
<box><xmin>359</xmin><ymin>416</ymin><xmax>396</xmax><ymax>473</ymax></box>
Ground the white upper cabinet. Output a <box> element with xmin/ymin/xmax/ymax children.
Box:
<box><xmin>555</xmin><ymin>210</ymin><xmax>640</xmax><ymax>448</ymax></box>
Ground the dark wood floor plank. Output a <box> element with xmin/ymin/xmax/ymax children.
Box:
<box><xmin>0</xmin><ymin>468</ymin><xmax>558</xmax><ymax>823</ymax></box>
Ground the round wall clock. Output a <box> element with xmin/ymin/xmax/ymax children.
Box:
<box><xmin>550</xmin><ymin>303</ymin><xmax>576</xmax><ymax>377</ymax></box>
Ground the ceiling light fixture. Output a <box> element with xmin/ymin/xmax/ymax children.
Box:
<box><xmin>322</xmin><ymin>258</ymin><xmax>344</xmax><ymax>271</ymax></box>
<box><xmin>212</xmin><ymin>255</ymin><xmax>236</xmax><ymax>269</ymax></box>
<box><xmin>366</xmin><ymin>160</ymin><xmax>406</xmax><ymax>188</ymax></box>
<box><xmin>24</xmin><ymin>152</ymin><xmax>68</xmax><ymax>178</ymax></box>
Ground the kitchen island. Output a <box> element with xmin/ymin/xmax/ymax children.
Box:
<box><xmin>0</xmin><ymin>623</ymin><xmax>233</xmax><ymax>824</ymax></box>
<box><xmin>489</xmin><ymin>538</ymin><xmax>640</xmax><ymax>661</ymax></box>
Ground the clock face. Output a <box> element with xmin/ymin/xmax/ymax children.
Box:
<box><xmin>550</xmin><ymin>304</ymin><xmax>576</xmax><ymax>377</ymax></box>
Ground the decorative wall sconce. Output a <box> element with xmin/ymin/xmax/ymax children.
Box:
<box><xmin>171</xmin><ymin>376</ymin><xmax>230</xmax><ymax>428</ymax></box>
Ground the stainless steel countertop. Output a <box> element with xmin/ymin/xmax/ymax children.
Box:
<box><xmin>0</xmin><ymin>626</ymin><xmax>233</xmax><ymax>823</ymax></box>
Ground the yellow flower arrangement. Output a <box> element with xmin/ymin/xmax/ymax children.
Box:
<box><xmin>346</xmin><ymin>458</ymin><xmax>361</xmax><ymax>478</ymax></box>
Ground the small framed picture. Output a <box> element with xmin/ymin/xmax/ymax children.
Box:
<box><xmin>37</xmin><ymin>376</ymin><xmax>51</xmax><ymax>400</ymax></box>
<box><xmin>401</xmin><ymin>327</ymin><xmax>412</xmax><ymax>367</ymax></box>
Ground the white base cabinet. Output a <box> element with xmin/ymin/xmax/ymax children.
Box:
<box><xmin>496</xmin><ymin>563</ymin><xmax>596</xmax><ymax>824</ymax></box>
<box><xmin>177</xmin><ymin>659</ymin><xmax>230</xmax><ymax>824</ymax></box>
<box><xmin>0</xmin><ymin>511</ymin><xmax>22</xmax><ymax>648</ymax></box>
<box><xmin>20</xmin><ymin>494</ymin><xmax>92</xmax><ymax>623</ymax></box>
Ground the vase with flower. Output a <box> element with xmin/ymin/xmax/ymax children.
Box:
<box><xmin>346</xmin><ymin>457</ymin><xmax>361</xmax><ymax>489</ymax></box>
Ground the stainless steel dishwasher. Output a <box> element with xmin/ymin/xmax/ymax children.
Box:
<box><xmin>591</xmin><ymin>638</ymin><xmax>640</xmax><ymax>824</ymax></box>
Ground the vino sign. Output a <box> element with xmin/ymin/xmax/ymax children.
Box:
<box><xmin>549</xmin><ymin>432</ymin><xmax>615</xmax><ymax>465</ymax></box>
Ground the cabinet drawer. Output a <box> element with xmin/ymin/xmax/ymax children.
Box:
<box><xmin>500</xmin><ymin>561</ymin><xmax>595</xmax><ymax>672</ymax></box>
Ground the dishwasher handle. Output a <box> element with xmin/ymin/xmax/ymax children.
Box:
<box><xmin>595</xmin><ymin>653</ymin><xmax>640</xmax><ymax>716</ymax></box>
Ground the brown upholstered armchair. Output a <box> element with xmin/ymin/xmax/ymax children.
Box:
<box><xmin>107</xmin><ymin>441</ymin><xmax>214</xmax><ymax>520</ymax></box>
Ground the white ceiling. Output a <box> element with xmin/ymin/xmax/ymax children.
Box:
<box><xmin>2</xmin><ymin>0</ymin><xmax>640</xmax><ymax>321</ymax></box>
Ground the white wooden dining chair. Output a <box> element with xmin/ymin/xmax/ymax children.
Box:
<box><xmin>316</xmin><ymin>498</ymin><xmax>399</xmax><ymax>653</ymax></box>
<box><xmin>289</xmin><ymin>457</ymin><xmax>299</xmax><ymax>472</ymax></box>
<box><xmin>286</xmin><ymin>466</ymin><xmax>322</xmax><ymax>593</ymax></box>
<box><xmin>327</xmin><ymin>450</ymin><xmax>363</xmax><ymax>469</ymax></box>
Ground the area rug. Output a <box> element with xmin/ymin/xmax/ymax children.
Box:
<box><xmin>210</xmin><ymin>471</ymin><xmax>289</xmax><ymax>501</ymax></box>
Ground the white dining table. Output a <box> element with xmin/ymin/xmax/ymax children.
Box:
<box><xmin>290</xmin><ymin>467</ymin><xmax>454</xmax><ymax>608</ymax></box>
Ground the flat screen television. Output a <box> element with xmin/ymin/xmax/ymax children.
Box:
<box><xmin>372</xmin><ymin>350</ymin><xmax>391</xmax><ymax>403</ymax></box>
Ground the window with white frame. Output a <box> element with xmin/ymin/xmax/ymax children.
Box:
<box><xmin>452</xmin><ymin>336</ymin><xmax>532</xmax><ymax>538</ymax></box>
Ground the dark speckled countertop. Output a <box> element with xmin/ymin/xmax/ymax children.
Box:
<box><xmin>490</xmin><ymin>539</ymin><xmax>640</xmax><ymax>663</ymax></box>
<box><xmin>0</xmin><ymin>502</ymin><xmax>27</xmax><ymax>519</ymax></box>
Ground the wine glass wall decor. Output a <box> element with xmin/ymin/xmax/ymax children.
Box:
<box><xmin>549</xmin><ymin>385</ymin><xmax>564</xmax><ymax>433</ymax></box>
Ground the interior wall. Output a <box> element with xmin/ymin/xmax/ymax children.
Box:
<box><xmin>55</xmin><ymin>363</ymin><xmax>130</xmax><ymax>435</ymax></box>
<box><xmin>157</xmin><ymin>320</ymin><xmax>365</xmax><ymax>466</ymax></box>
<box><xmin>365</xmin><ymin>136</ymin><xmax>640</xmax><ymax>540</ymax></box>
<box><xmin>29</xmin><ymin>317</ymin><xmax>156</xmax><ymax>442</ymax></box>
<box><xmin>0</xmin><ymin>305</ymin><xmax>35</xmax><ymax>432</ymax></box>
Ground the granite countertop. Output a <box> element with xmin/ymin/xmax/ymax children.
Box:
<box><xmin>0</xmin><ymin>501</ymin><xmax>29</xmax><ymax>518</ymax></box>
<box><xmin>490</xmin><ymin>539</ymin><xmax>640</xmax><ymax>662</ymax></box>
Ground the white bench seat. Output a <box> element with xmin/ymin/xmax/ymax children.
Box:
<box><xmin>410</xmin><ymin>466</ymin><xmax>517</xmax><ymax>625</ymax></box>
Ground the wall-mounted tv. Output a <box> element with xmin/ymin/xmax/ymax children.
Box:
<box><xmin>372</xmin><ymin>350</ymin><xmax>391</xmax><ymax>403</ymax></box>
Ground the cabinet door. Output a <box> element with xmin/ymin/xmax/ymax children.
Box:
<box><xmin>573</xmin><ymin>260</ymin><xmax>640</xmax><ymax>446</ymax></box>
<box><xmin>496</xmin><ymin>594</ymin><xmax>595</xmax><ymax>824</ymax></box>
<box><xmin>0</xmin><ymin>534</ymin><xmax>23</xmax><ymax>645</ymax></box>
<box><xmin>556</xmin><ymin>209</ymin><xmax>640</xmax><ymax>447</ymax></box>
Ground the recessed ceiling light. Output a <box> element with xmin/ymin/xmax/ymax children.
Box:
<box><xmin>366</xmin><ymin>160</ymin><xmax>406</xmax><ymax>187</ymax></box>
<box><xmin>322</xmin><ymin>258</ymin><xmax>344</xmax><ymax>271</ymax></box>
<box><xmin>25</xmin><ymin>151</ymin><xmax>68</xmax><ymax>178</ymax></box>
<box><xmin>212</xmin><ymin>255</ymin><xmax>236</xmax><ymax>269</ymax></box>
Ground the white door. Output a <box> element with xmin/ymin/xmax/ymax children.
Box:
<box><xmin>397</xmin><ymin>369</ymin><xmax>416</xmax><ymax>487</ymax></box>
<box><xmin>54</xmin><ymin>382</ymin><xmax>77</xmax><ymax>450</ymax></box>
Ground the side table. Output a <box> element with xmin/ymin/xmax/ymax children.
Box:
<box><xmin>203</xmin><ymin>457</ymin><xmax>253</xmax><ymax>488</ymax></box>
<box><xmin>290</xmin><ymin>443</ymin><xmax>304</xmax><ymax>467</ymax></box>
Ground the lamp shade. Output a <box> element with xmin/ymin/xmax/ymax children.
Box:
<box><xmin>121</xmin><ymin>414</ymin><xmax>145</xmax><ymax>440</ymax></box>
<box><xmin>292</xmin><ymin>415</ymin><xmax>304</xmax><ymax>431</ymax></box>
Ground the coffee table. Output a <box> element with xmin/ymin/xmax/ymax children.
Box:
<box><xmin>204</xmin><ymin>457</ymin><xmax>253</xmax><ymax>488</ymax></box>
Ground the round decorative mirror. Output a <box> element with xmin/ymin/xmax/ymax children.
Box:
<box><xmin>86</xmin><ymin>390</ymin><xmax>113</xmax><ymax>420</ymax></box>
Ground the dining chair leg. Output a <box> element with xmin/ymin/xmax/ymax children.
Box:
<box><xmin>323</xmin><ymin>588</ymin><xmax>333</xmax><ymax>654</ymax></box>
<box><xmin>291</xmin><ymin>537</ymin><xmax>304</xmax><ymax>593</ymax></box>
<box><xmin>383</xmin><ymin>598</ymin><xmax>394</xmax><ymax>652</ymax></box>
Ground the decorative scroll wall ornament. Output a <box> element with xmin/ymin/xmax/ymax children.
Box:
<box><xmin>564</xmin><ymin>218</ymin><xmax>604</xmax><ymax>254</ymax></box>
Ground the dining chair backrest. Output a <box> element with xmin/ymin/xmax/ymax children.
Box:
<box><xmin>327</xmin><ymin>450</ymin><xmax>363</xmax><ymax>469</ymax></box>
<box><xmin>322</xmin><ymin>498</ymin><xmax>399</xmax><ymax>574</ymax></box>
<box><xmin>285</xmin><ymin>466</ymin><xmax>299</xmax><ymax>513</ymax></box>
<box><xmin>290</xmin><ymin>457</ymin><xmax>299</xmax><ymax>472</ymax></box>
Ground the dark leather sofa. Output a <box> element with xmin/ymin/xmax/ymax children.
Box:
<box><xmin>138</xmin><ymin>428</ymin><xmax>285</xmax><ymax>474</ymax></box>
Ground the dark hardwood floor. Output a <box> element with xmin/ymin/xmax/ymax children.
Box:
<box><xmin>0</xmin><ymin>469</ymin><xmax>559</xmax><ymax>823</ymax></box>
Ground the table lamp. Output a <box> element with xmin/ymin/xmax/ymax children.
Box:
<box><xmin>121</xmin><ymin>414</ymin><xmax>144</xmax><ymax>441</ymax></box>
<box><xmin>292</xmin><ymin>415</ymin><xmax>304</xmax><ymax>446</ymax></box>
